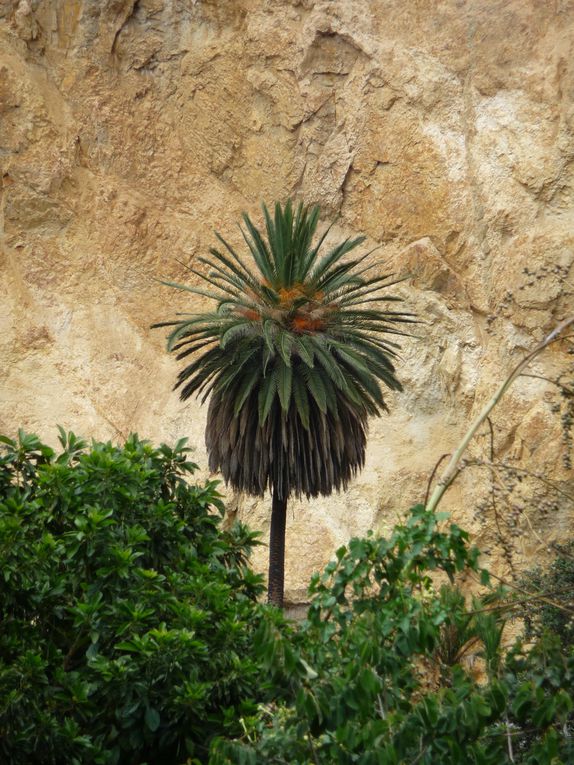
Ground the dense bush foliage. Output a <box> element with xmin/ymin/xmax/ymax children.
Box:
<box><xmin>0</xmin><ymin>430</ymin><xmax>273</xmax><ymax>764</ymax></box>
<box><xmin>212</xmin><ymin>507</ymin><xmax>574</xmax><ymax>764</ymax></box>
<box><xmin>518</xmin><ymin>540</ymin><xmax>574</xmax><ymax>649</ymax></box>
<box><xmin>1</xmin><ymin>431</ymin><xmax>573</xmax><ymax>764</ymax></box>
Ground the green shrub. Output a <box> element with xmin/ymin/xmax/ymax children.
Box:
<box><xmin>2</xmin><ymin>430</ymin><xmax>573</xmax><ymax>764</ymax></box>
<box><xmin>211</xmin><ymin>507</ymin><xmax>574</xmax><ymax>764</ymax></box>
<box><xmin>0</xmin><ymin>430</ymin><xmax>275</xmax><ymax>765</ymax></box>
<box><xmin>518</xmin><ymin>540</ymin><xmax>574</xmax><ymax>649</ymax></box>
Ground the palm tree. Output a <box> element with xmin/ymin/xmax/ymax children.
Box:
<box><xmin>153</xmin><ymin>201</ymin><xmax>414</xmax><ymax>607</ymax></box>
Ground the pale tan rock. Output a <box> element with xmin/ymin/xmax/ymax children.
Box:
<box><xmin>1</xmin><ymin>0</ymin><xmax>573</xmax><ymax>603</ymax></box>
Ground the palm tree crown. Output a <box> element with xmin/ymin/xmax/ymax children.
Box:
<box><xmin>154</xmin><ymin>201</ymin><xmax>414</xmax><ymax>502</ymax></box>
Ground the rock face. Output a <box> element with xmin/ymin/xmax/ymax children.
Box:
<box><xmin>1</xmin><ymin>0</ymin><xmax>573</xmax><ymax>602</ymax></box>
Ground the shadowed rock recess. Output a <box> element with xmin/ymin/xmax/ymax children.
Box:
<box><xmin>1</xmin><ymin>0</ymin><xmax>573</xmax><ymax>603</ymax></box>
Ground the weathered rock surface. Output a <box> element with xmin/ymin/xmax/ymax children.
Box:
<box><xmin>1</xmin><ymin>0</ymin><xmax>573</xmax><ymax>602</ymax></box>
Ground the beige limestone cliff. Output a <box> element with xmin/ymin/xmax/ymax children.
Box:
<box><xmin>1</xmin><ymin>0</ymin><xmax>573</xmax><ymax>602</ymax></box>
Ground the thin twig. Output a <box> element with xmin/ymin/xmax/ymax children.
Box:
<box><xmin>471</xmin><ymin>571</ymin><xmax>574</xmax><ymax>616</ymax></box>
<box><xmin>464</xmin><ymin>586</ymin><xmax>574</xmax><ymax>616</ymax></box>
<box><xmin>490</xmin><ymin>461</ymin><xmax>574</xmax><ymax>504</ymax></box>
<box><xmin>411</xmin><ymin>744</ymin><xmax>430</xmax><ymax>765</ymax></box>
<box><xmin>520</xmin><ymin>372</ymin><xmax>574</xmax><ymax>399</ymax></box>
<box><xmin>480</xmin><ymin>724</ymin><xmax>566</xmax><ymax>739</ymax></box>
<box><xmin>424</xmin><ymin>453</ymin><xmax>450</xmax><ymax>507</ymax></box>
<box><xmin>520</xmin><ymin>373</ymin><xmax>562</xmax><ymax>387</ymax></box>
<box><xmin>486</xmin><ymin>416</ymin><xmax>495</xmax><ymax>462</ymax></box>
<box><xmin>484</xmin><ymin>415</ymin><xmax>508</xmax><ymax>550</ymax></box>
<box><xmin>488</xmin><ymin>465</ymin><xmax>547</xmax><ymax>552</ymax></box>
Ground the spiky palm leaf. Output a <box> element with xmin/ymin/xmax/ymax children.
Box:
<box><xmin>154</xmin><ymin>200</ymin><xmax>414</xmax><ymax>502</ymax></box>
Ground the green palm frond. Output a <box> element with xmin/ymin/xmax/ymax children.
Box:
<box><xmin>153</xmin><ymin>200</ymin><xmax>415</xmax><ymax>499</ymax></box>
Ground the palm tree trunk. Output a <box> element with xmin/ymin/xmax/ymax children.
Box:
<box><xmin>267</xmin><ymin>489</ymin><xmax>287</xmax><ymax>608</ymax></box>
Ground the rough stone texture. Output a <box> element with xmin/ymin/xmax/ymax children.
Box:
<box><xmin>1</xmin><ymin>0</ymin><xmax>573</xmax><ymax>602</ymax></box>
